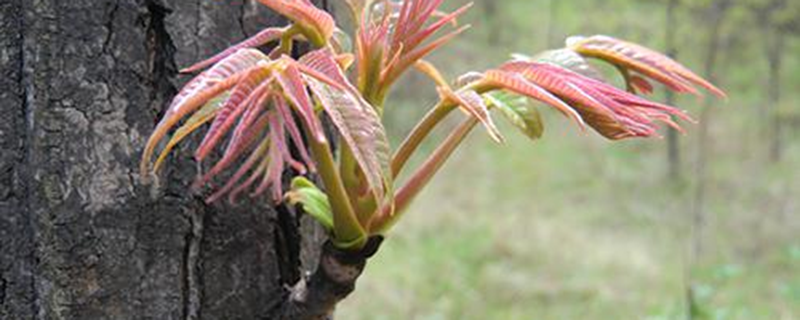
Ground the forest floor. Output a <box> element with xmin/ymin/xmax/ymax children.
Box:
<box><xmin>340</xmin><ymin>117</ymin><xmax>800</xmax><ymax>320</ymax></box>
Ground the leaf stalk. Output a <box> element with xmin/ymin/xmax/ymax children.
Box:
<box><xmin>373</xmin><ymin>117</ymin><xmax>479</xmax><ymax>232</ymax></box>
<box><xmin>305</xmin><ymin>125</ymin><xmax>367</xmax><ymax>249</ymax></box>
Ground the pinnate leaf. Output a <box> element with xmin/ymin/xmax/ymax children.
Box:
<box><xmin>258</xmin><ymin>0</ymin><xmax>335</xmax><ymax>46</ymax></box>
<box><xmin>181</xmin><ymin>27</ymin><xmax>287</xmax><ymax>73</ymax></box>
<box><xmin>195</xmin><ymin>65</ymin><xmax>273</xmax><ymax>161</ymax></box>
<box><xmin>442</xmin><ymin>89</ymin><xmax>504</xmax><ymax>143</ymax></box>
<box><xmin>141</xmin><ymin>49</ymin><xmax>268</xmax><ymax>178</ymax></box>
<box><xmin>301</xmin><ymin>50</ymin><xmax>392</xmax><ymax>202</ymax></box>
<box><xmin>483</xmin><ymin>69</ymin><xmax>586</xmax><ymax>129</ymax></box>
<box><xmin>568</xmin><ymin>35</ymin><xmax>726</xmax><ymax>98</ymax></box>
<box><xmin>153</xmin><ymin>93</ymin><xmax>229</xmax><ymax>172</ymax></box>
<box><xmin>276</xmin><ymin>64</ymin><xmax>327</xmax><ymax>142</ymax></box>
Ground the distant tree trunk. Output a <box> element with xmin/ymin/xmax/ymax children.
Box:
<box><xmin>688</xmin><ymin>0</ymin><xmax>729</xmax><ymax>318</ymax></box>
<box><xmin>0</xmin><ymin>1</ymin><xmax>338</xmax><ymax>319</ymax></box>
<box><xmin>482</xmin><ymin>0</ymin><xmax>497</xmax><ymax>17</ymax></box>
<box><xmin>546</xmin><ymin>0</ymin><xmax>559</xmax><ymax>47</ymax></box>
<box><xmin>692</xmin><ymin>0</ymin><xmax>728</xmax><ymax>265</ymax></box>
<box><xmin>665</xmin><ymin>0</ymin><xmax>681</xmax><ymax>179</ymax></box>
<box><xmin>482</xmin><ymin>0</ymin><xmax>500</xmax><ymax>44</ymax></box>
<box><xmin>765</xmin><ymin>30</ymin><xmax>785</xmax><ymax>162</ymax></box>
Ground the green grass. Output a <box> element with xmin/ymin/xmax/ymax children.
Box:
<box><xmin>340</xmin><ymin>120</ymin><xmax>799</xmax><ymax>319</ymax></box>
<box><xmin>337</xmin><ymin>0</ymin><xmax>800</xmax><ymax>318</ymax></box>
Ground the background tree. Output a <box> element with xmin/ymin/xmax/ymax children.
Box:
<box><xmin>481</xmin><ymin>0</ymin><xmax>500</xmax><ymax>44</ymax></box>
<box><xmin>547</xmin><ymin>0</ymin><xmax>561</xmax><ymax>47</ymax></box>
<box><xmin>748</xmin><ymin>0</ymin><xmax>800</xmax><ymax>161</ymax></box>
<box><xmin>0</xmin><ymin>1</ymin><xmax>331</xmax><ymax>319</ymax></box>
<box><xmin>685</xmin><ymin>0</ymin><xmax>733</xmax><ymax>318</ymax></box>
<box><xmin>665</xmin><ymin>0</ymin><xmax>683</xmax><ymax>178</ymax></box>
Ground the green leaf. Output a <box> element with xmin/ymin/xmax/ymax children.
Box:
<box><xmin>286</xmin><ymin>177</ymin><xmax>334</xmax><ymax>232</ymax></box>
<box><xmin>485</xmin><ymin>91</ymin><xmax>545</xmax><ymax>140</ymax></box>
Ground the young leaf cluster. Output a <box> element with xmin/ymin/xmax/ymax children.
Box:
<box><xmin>141</xmin><ymin>0</ymin><xmax>724</xmax><ymax>250</ymax></box>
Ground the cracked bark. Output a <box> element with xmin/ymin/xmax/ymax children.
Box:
<box><xmin>0</xmin><ymin>0</ymin><xmax>341</xmax><ymax>319</ymax></box>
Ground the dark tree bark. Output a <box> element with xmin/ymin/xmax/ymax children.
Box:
<box><xmin>0</xmin><ymin>0</ymin><xmax>348</xmax><ymax>319</ymax></box>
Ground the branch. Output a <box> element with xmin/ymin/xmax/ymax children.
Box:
<box><xmin>276</xmin><ymin>236</ymin><xmax>384</xmax><ymax>320</ymax></box>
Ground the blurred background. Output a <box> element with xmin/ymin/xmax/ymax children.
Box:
<box><xmin>338</xmin><ymin>0</ymin><xmax>800</xmax><ymax>319</ymax></box>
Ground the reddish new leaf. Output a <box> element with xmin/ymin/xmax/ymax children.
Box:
<box><xmin>482</xmin><ymin>69</ymin><xmax>586</xmax><ymax>129</ymax></box>
<box><xmin>206</xmin><ymin>134</ymin><xmax>271</xmax><ymax>204</ymax></box>
<box><xmin>254</xmin><ymin>113</ymin><xmax>287</xmax><ymax>201</ymax></box>
<box><xmin>568</xmin><ymin>35</ymin><xmax>726</xmax><ymax>98</ymax></box>
<box><xmin>195</xmin><ymin>64</ymin><xmax>274</xmax><ymax>161</ymax></box>
<box><xmin>152</xmin><ymin>94</ymin><xmax>227</xmax><ymax>173</ymax></box>
<box><xmin>440</xmin><ymin>88</ymin><xmax>505</xmax><ymax>143</ymax></box>
<box><xmin>358</xmin><ymin>0</ymin><xmax>471</xmax><ymax>92</ymax></box>
<box><xmin>301</xmin><ymin>50</ymin><xmax>392</xmax><ymax>202</ymax></box>
<box><xmin>141</xmin><ymin>49</ymin><xmax>268</xmax><ymax>178</ymax></box>
<box><xmin>275</xmin><ymin>63</ymin><xmax>326</xmax><ymax>142</ymax></box>
<box><xmin>526</xmin><ymin>49</ymin><xmax>605</xmax><ymax>81</ymax></box>
<box><xmin>194</xmin><ymin>110</ymin><xmax>271</xmax><ymax>190</ymax></box>
<box><xmin>498</xmin><ymin>61</ymin><xmax>694</xmax><ymax>139</ymax></box>
<box><xmin>275</xmin><ymin>95</ymin><xmax>316</xmax><ymax>173</ymax></box>
<box><xmin>181</xmin><ymin>27</ymin><xmax>288</xmax><ymax>74</ymax></box>
<box><xmin>257</xmin><ymin>0</ymin><xmax>335</xmax><ymax>46</ymax></box>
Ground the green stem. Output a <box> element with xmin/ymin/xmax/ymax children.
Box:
<box><xmin>391</xmin><ymin>82</ymin><xmax>493</xmax><ymax>178</ymax></box>
<box><xmin>392</xmin><ymin>101</ymin><xmax>457</xmax><ymax>177</ymax></box>
<box><xmin>614</xmin><ymin>64</ymin><xmax>636</xmax><ymax>94</ymax></box>
<box><xmin>373</xmin><ymin>117</ymin><xmax>479</xmax><ymax>233</ymax></box>
<box><xmin>340</xmin><ymin>143</ymin><xmax>373</xmax><ymax>223</ymax></box>
<box><xmin>277</xmin><ymin>26</ymin><xmax>302</xmax><ymax>56</ymax></box>
<box><xmin>341</xmin><ymin>91</ymin><xmax>389</xmax><ymax>226</ymax></box>
<box><xmin>306</xmin><ymin>129</ymin><xmax>366</xmax><ymax>249</ymax></box>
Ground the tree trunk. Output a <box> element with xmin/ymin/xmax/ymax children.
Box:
<box><xmin>692</xmin><ymin>0</ymin><xmax>728</xmax><ymax>265</ymax></box>
<box><xmin>766</xmin><ymin>30</ymin><xmax>785</xmax><ymax>162</ymax></box>
<box><xmin>0</xmin><ymin>0</ymin><xmax>343</xmax><ymax>319</ymax></box>
<box><xmin>482</xmin><ymin>0</ymin><xmax>500</xmax><ymax>45</ymax></box>
<box><xmin>687</xmin><ymin>1</ymin><xmax>729</xmax><ymax>318</ymax></box>
<box><xmin>664</xmin><ymin>0</ymin><xmax>681</xmax><ymax>179</ymax></box>
<box><xmin>546</xmin><ymin>0</ymin><xmax>559</xmax><ymax>47</ymax></box>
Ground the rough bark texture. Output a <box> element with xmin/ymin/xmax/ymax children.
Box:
<box><xmin>0</xmin><ymin>0</ymin><xmax>332</xmax><ymax>319</ymax></box>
